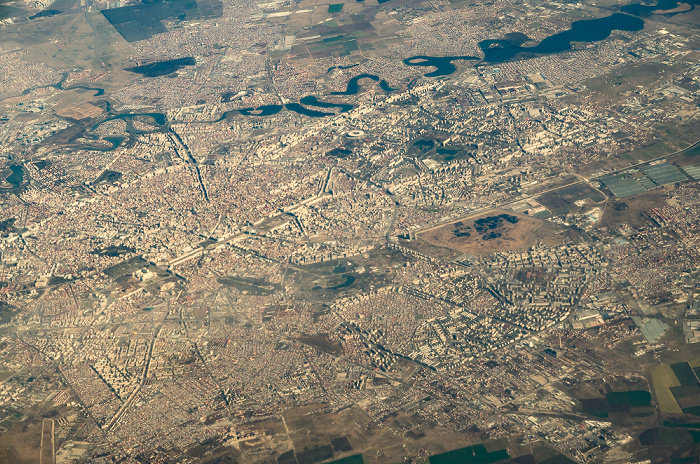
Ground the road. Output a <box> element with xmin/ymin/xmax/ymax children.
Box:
<box><xmin>39</xmin><ymin>418</ymin><xmax>55</xmax><ymax>464</ymax></box>
<box><xmin>103</xmin><ymin>294</ymin><xmax>178</xmax><ymax>431</ymax></box>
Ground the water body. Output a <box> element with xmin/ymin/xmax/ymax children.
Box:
<box><xmin>225</xmin><ymin>98</ymin><xmax>353</xmax><ymax>119</ymax></box>
<box><xmin>332</xmin><ymin>265</ymin><xmax>347</xmax><ymax>274</ymax></box>
<box><xmin>233</xmin><ymin>14</ymin><xmax>646</xmax><ymax>120</ymax></box>
<box><xmin>285</xmin><ymin>103</ymin><xmax>335</xmax><ymax>117</ymax></box>
<box><xmin>329</xmin><ymin>274</ymin><xmax>355</xmax><ymax>290</ymax></box>
<box><xmin>331</xmin><ymin>74</ymin><xmax>395</xmax><ymax>95</ymax></box>
<box><xmin>480</xmin><ymin>13</ymin><xmax>644</xmax><ymax>63</ymax></box>
<box><xmin>379</xmin><ymin>80</ymin><xmax>398</xmax><ymax>92</ymax></box>
<box><xmin>621</xmin><ymin>0</ymin><xmax>696</xmax><ymax>16</ymax></box>
<box><xmin>331</xmin><ymin>74</ymin><xmax>379</xmax><ymax>95</ymax></box>
<box><xmin>238</xmin><ymin>105</ymin><xmax>283</xmax><ymax>116</ymax></box>
<box><xmin>403</xmin><ymin>55</ymin><xmax>479</xmax><ymax>77</ymax></box>
<box><xmin>91</xmin><ymin>112</ymin><xmax>166</xmax><ymax>132</ymax></box>
<box><xmin>0</xmin><ymin>0</ymin><xmax>26</xmax><ymax>20</ymax></box>
<box><xmin>300</xmin><ymin>96</ymin><xmax>353</xmax><ymax>113</ymax></box>
<box><xmin>28</xmin><ymin>9</ymin><xmax>61</xmax><ymax>19</ymax></box>
<box><xmin>20</xmin><ymin>74</ymin><xmax>105</xmax><ymax>97</ymax></box>
<box><xmin>55</xmin><ymin>73</ymin><xmax>106</xmax><ymax>96</ymax></box>
<box><xmin>103</xmin><ymin>137</ymin><xmax>126</xmax><ymax>150</ymax></box>
<box><xmin>0</xmin><ymin>165</ymin><xmax>25</xmax><ymax>189</ymax></box>
<box><xmin>70</xmin><ymin>136</ymin><xmax>125</xmax><ymax>152</ymax></box>
<box><xmin>62</xmin><ymin>85</ymin><xmax>105</xmax><ymax>96</ymax></box>
<box><xmin>125</xmin><ymin>57</ymin><xmax>196</xmax><ymax>78</ymax></box>
<box><xmin>326</xmin><ymin>63</ymin><xmax>359</xmax><ymax>73</ymax></box>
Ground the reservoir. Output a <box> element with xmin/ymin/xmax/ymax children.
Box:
<box><xmin>621</xmin><ymin>0</ymin><xmax>696</xmax><ymax>15</ymax></box>
<box><xmin>299</xmin><ymin>96</ymin><xmax>353</xmax><ymax>113</ymax></box>
<box><xmin>330</xmin><ymin>74</ymin><xmax>397</xmax><ymax>95</ymax></box>
<box><xmin>232</xmin><ymin>13</ymin><xmax>645</xmax><ymax>118</ymax></box>
<box><xmin>0</xmin><ymin>165</ymin><xmax>25</xmax><ymax>189</ymax></box>
<box><xmin>91</xmin><ymin>113</ymin><xmax>167</xmax><ymax>132</ymax></box>
<box><xmin>480</xmin><ymin>13</ymin><xmax>644</xmax><ymax>63</ymax></box>
<box><xmin>285</xmin><ymin>103</ymin><xmax>334</xmax><ymax>118</ymax></box>
<box><xmin>332</xmin><ymin>74</ymin><xmax>381</xmax><ymax>95</ymax></box>
<box><xmin>239</xmin><ymin>105</ymin><xmax>283</xmax><ymax>116</ymax></box>
<box><xmin>403</xmin><ymin>55</ymin><xmax>479</xmax><ymax>77</ymax></box>
<box><xmin>62</xmin><ymin>85</ymin><xmax>104</xmax><ymax>96</ymax></box>
<box><xmin>125</xmin><ymin>57</ymin><xmax>196</xmax><ymax>78</ymax></box>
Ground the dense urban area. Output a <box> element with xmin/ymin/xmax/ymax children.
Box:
<box><xmin>1</xmin><ymin>0</ymin><xmax>700</xmax><ymax>462</ymax></box>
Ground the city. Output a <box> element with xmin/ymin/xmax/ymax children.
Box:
<box><xmin>1</xmin><ymin>0</ymin><xmax>700</xmax><ymax>462</ymax></box>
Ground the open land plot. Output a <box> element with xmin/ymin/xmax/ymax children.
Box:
<box><xmin>0</xmin><ymin>418</ymin><xmax>43</xmax><ymax>464</ymax></box>
<box><xmin>521</xmin><ymin>174</ymin><xmax>581</xmax><ymax>197</ymax></box>
<box><xmin>537</xmin><ymin>183</ymin><xmax>606</xmax><ymax>216</ymax></box>
<box><xmin>583</xmin><ymin>62</ymin><xmax>687</xmax><ymax>104</ymax></box>
<box><xmin>651</xmin><ymin>364</ymin><xmax>683</xmax><ymax>414</ymax></box>
<box><xmin>653</xmin><ymin>119</ymin><xmax>700</xmax><ymax>149</ymax></box>
<box><xmin>575</xmin><ymin>156</ymin><xmax>637</xmax><ymax>178</ymax></box>
<box><xmin>103</xmin><ymin>256</ymin><xmax>149</xmax><ymax>278</ymax></box>
<box><xmin>40</xmin><ymin>419</ymin><xmax>54</xmax><ymax>464</ymax></box>
<box><xmin>418</xmin><ymin>210</ymin><xmax>564</xmax><ymax>257</ymax></box>
<box><xmin>690</xmin><ymin>358</ymin><xmax>700</xmax><ymax>376</ymax></box>
<box><xmin>2</xmin><ymin>12</ymin><xmax>108</xmax><ymax>71</ymax></box>
<box><xmin>674</xmin><ymin>143</ymin><xmax>700</xmax><ymax>167</ymax></box>
<box><xmin>529</xmin><ymin>441</ymin><xmax>577</xmax><ymax>464</ymax></box>
<box><xmin>55</xmin><ymin>102</ymin><xmax>104</xmax><ymax>120</ymax></box>
<box><xmin>566</xmin><ymin>376</ymin><xmax>654</xmax><ymax>418</ymax></box>
<box><xmin>596</xmin><ymin>189</ymin><xmax>668</xmax><ymax>230</ymax></box>
<box><xmin>670</xmin><ymin>362</ymin><xmax>699</xmax><ymax>385</ymax></box>
<box><xmin>622</xmin><ymin>141</ymin><xmax>675</xmax><ymax>163</ymax></box>
<box><xmin>282</xmin><ymin>405</ymin><xmax>483</xmax><ymax>464</ymax></box>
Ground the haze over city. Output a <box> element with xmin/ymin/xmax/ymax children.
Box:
<box><xmin>1</xmin><ymin>0</ymin><xmax>700</xmax><ymax>462</ymax></box>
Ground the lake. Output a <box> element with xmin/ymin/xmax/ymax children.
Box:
<box><xmin>480</xmin><ymin>13</ymin><xmax>644</xmax><ymax>63</ymax></box>
<box><xmin>125</xmin><ymin>57</ymin><xmax>196</xmax><ymax>78</ymax></box>
<box><xmin>622</xmin><ymin>0</ymin><xmax>697</xmax><ymax>15</ymax></box>
<box><xmin>0</xmin><ymin>165</ymin><xmax>25</xmax><ymax>189</ymax></box>
<box><xmin>403</xmin><ymin>55</ymin><xmax>479</xmax><ymax>77</ymax></box>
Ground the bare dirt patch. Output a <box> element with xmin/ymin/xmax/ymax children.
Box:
<box><xmin>418</xmin><ymin>210</ymin><xmax>563</xmax><ymax>257</ymax></box>
<box><xmin>55</xmin><ymin>102</ymin><xmax>103</xmax><ymax>120</ymax></box>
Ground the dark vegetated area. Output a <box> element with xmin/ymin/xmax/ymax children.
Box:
<box><xmin>95</xmin><ymin>170</ymin><xmax>122</xmax><ymax>185</ymax></box>
<box><xmin>330</xmin><ymin>436</ymin><xmax>352</xmax><ymax>452</ymax></box>
<box><xmin>91</xmin><ymin>245</ymin><xmax>136</xmax><ymax>257</ymax></box>
<box><xmin>103</xmin><ymin>0</ymin><xmax>222</xmax><ymax>42</ymax></box>
<box><xmin>296</xmin><ymin>445</ymin><xmax>334</xmax><ymax>464</ymax></box>
<box><xmin>126</xmin><ymin>57</ymin><xmax>196</xmax><ymax>77</ymax></box>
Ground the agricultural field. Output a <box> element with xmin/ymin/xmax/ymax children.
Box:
<box><xmin>650</xmin><ymin>360</ymin><xmax>700</xmax><ymax>415</ymax></box>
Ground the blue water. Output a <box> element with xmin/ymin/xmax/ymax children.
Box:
<box><xmin>300</xmin><ymin>96</ymin><xmax>353</xmax><ymax>113</ymax></box>
<box><xmin>285</xmin><ymin>103</ymin><xmax>335</xmax><ymax>117</ymax></box>
<box><xmin>621</xmin><ymin>0</ymin><xmax>696</xmax><ymax>16</ymax></box>
<box><xmin>480</xmin><ymin>13</ymin><xmax>644</xmax><ymax>63</ymax></box>
<box><xmin>230</xmin><ymin>13</ymin><xmax>646</xmax><ymax>119</ymax></box>
<box><xmin>326</xmin><ymin>63</ymin><xmax>359</xmax><ymax>73</ymax></box>
<box><xmin>91</xmin><ymin>113</ymin><xmax>166</xmax><ymax>131</ymax></box>
<box><xmin>1</xmin><ymin>165</ymin><xmax>25</xmax><ymax>189</ymax></box>
<box><xmin>125</xmin><ymin>57</ymin><xmax>196</xmax><ymax>77</ymax></box>
<box><xmin>63</xmin><ymin>85</ymin><xmax>105</xmax><ymax>96</ymax></box>
<box><xmin>332</xmin><ymin>74</ymin><xmax>380</xmax><ymax>95</ymax></box>
<box><xmin>239</xmin><ymin>105</ymin><xmax>283</xmax><ymax>116</ymax></box>
<box><xmin>403</xmin><ymin>55</ymin><xmax>479</xmax><ymax>77</ymax></box>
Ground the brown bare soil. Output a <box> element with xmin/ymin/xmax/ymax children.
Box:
<box><xmin>418</xmin><ymin>210</ymin><xmax>564</xmax><ymax>257</ymax></box>
<box><xmin>55</xmin><ymin>102</ymin><xmax>103</xmax><ymax>120</ymax></box>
